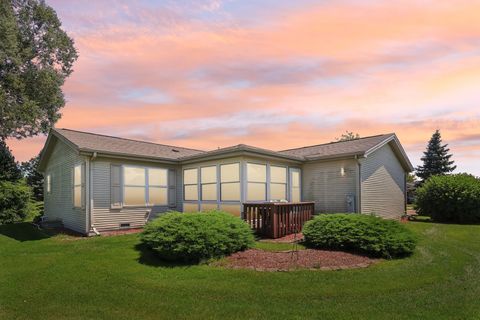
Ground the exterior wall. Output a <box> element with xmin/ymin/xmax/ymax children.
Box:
<box><xmin>91</xmin><ymin>157</ymin><xmax>179</xmax><ymax>232</ymax></box>
<box><xmin>302</xmin><ymin>159</ymin><xmax>358</xmax><ymax>213</ymax></box>
<box><xmin>43</xmin><ymin>139</ymin><xmax>87</xmax><ymax>233</ymax></box>
<box><xmin>361</xmin><ymin>143</ymin><xmax>406</xmax><ymax>219</ymax></box>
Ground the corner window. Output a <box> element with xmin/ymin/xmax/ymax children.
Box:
<box><xmin>183</xmin><ymin>168</ymin><xmax>198</xmax><ymax>201</ymax></box>
<box><xmin>246</xmin><ymin>163</ymin><xmax>266</xmax><ymax>201</ymax></box>
<box><xmin>73</xmin><ymin>164</ymin><xmax>84</xmax><ymax>208</ymax></box>
<box><xmin>290</xmin><ymin>169</ymin><xmax>301</xmax><ymax>202</ymax></box>
<box><xmin>123</xmin><ymin>167</ymin><xmax>168</xmax><ymax>206</ymax></box>
<box><xmin>220</xmin><ymin>163</ymin><xmax>240</xmax><ymax>201</ymax></box>
<box><xmin>270</xmin><ymin>166</ymin><xmax>287</xmax><ymax>201</ymax></box>
<box><xmin>201</xmin><ymin>166</ymin><xmax>217</xmax><ymax>201</ymax></box>
<box><xmin>46</xmin><ymin>174</ymin><xmax>51</xmax><ymax>194</ymax></box>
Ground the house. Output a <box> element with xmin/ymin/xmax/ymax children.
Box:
<box><xmin>38</xmin><ymin>128</ymin><xmax>413</xmax><ymax>235</ymax></box>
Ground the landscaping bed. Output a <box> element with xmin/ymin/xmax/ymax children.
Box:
<box><xmin>217</xmin><ymin>248</ymin><xmax>377</xmax><ymax>271</ymax></box>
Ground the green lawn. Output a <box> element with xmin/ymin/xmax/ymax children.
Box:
<box><xmin>1</xmin><ymin>222</ymin><xmax>479</xmax><ymax>320</ymax></box>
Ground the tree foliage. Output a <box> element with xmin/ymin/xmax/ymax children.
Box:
<box><xmin>0</xmin><ymin>139</ymin><xmax>22</xmax><ymax>182</ymax></box>
<box><xmin>21</xmin><ymin>154</ymin><xmax>43</xmax><ymax>201</ymax></box>
<box><xmin>0</xmin><ymin>180</ymin><xmax>31</xmax><ymax>224</ymax></box>
<box><xmin>335</xmin><ymin>131</ymin><xmax>360</xmax><ymax>142</ymax></box>
<box><xmin>416</xmin><ymin>130</ymin><xmax>456</xmax><ymax>181</ymax></box>
<box><xmin>0</xmin><ymin>0</ymin><xmax>78</xmax><ymax>140</ymax></box>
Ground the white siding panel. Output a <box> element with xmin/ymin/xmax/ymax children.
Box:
<box><xmin>302</xmin><ymin>159</ymin><xmax>357</xmax><ymax>213</ymax></box>
<box><xmin>91</xmin><ymin>159</ymin><xmax>178</xmax><ymax>231</ymax></box>
<box><xmin>43</xmin><ymin>140</ymin><xmax>87</xmax><ymax>233</ymax></box>
<box><xmin>361</xmin><ymin>143</ymin><xmax>406</xmax><ymax>219</ymax></box>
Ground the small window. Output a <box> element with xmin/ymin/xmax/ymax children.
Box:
<box><xmin>46</xmin><ymin>174</ymin><xmax>51</xmax><ymax>194</ymax></box>
<box><xmin>201</xmin><ymin>166</ymin><xmax>217</xmax><ymax>201</ymax></box>
<box><xmin>73</xmin><ymin>164</ymin><xmax>84</xmax><ymax>208</ymax></box>
<box><xmin>220</xmin><ymin>163</ymin><xmax>240</xmax><ymax>201</ymax></box>
<box><xmin>290</xmin><ymin>169</ymin><xmax>301</xmax><ymax>202</ymax></box>
<box><xmin>247</xmin><ymin>163</ymin><xmax>267</xmax><ymax>201</ymax></box>
<box><xmin>183</xmin><ymin>168</ymin><xmax>198</xmax><ymax>201</ymax></box>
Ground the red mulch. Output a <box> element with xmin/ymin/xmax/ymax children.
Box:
<box><xmin>219</xmin><ymin>249</ymin><xmax>377</xmax><ymax>272</ymax></box>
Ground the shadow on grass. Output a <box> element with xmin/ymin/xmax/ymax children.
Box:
<box><xmin>0</xmin><ymin>222</ymin><xmax>52</xmax><ymax>242</ymax></box>
<box><xmin>134</xmin><ymin>243</ymin><xmax>196</xmax><ymax>268</ymax></box>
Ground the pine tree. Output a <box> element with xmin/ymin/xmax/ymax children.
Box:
<box><xmin>0</xmin><ymin>139</ymin><xmax>22</xmax><ymax>182</ymax></box>
<box><xmin>21</xmin><ymin>155</ymin><xmax>44</xmax><ymax>201</ymax></box>
<box><xmin>416</xmin><ymin>130</ymin><xmax>456</xmax><ymax>181</ymax></box>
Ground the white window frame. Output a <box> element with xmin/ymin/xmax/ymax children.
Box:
<box><xmin>73</xmin><ymin>164</ymin><xmax>84</xmax><ymax>208</ymax></box>
<box><xmin>183</xmin><ymin>168</ymin><xmax>199</xmax><ymax>201</ymax></box>
<box><xmin>200</xmin><ymin>165</ymin><xmax>217</xmax><ymax>201</ymax></box>
<box><xmin>246</xmin><ymin>162</ymin><xmax>267</xmax><ymax>202</ymax></box>
<box><xmin>123</xmin><ymin>166</ymin><xmax>168</xmax><ymax>207</ymax></box>
<box><xmin>289</xmin><ymin>168</ymin><xmax>302</xmax><ymax>202</ymax></box>
<box><xmin>220</xmin><ymin>162</ymin><xmax>241</xmax><ymax>202</ymax></box>
<box><xmin>46</xmin><ymin>173</ymin><xmax>51</xmax><ymax>195</ymax></box>
<box><xmin>269</xmin><ymin>165</ymin><xmax>287</xmax><ymax>201</ymax></box>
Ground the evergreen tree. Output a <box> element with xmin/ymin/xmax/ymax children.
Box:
<box><xmin>416</xmin><ymin>130</ymin><xmax>456</xmax><ymax>181</ymax></box>
<box><xmin>21</xmin><ymin>154</ymin><xmax>43</xmax><ymax>201</ymax></box>
<box><xmin>0</xmin><ymin>139</ymin><xmax>22</xmax><ymax>182</ymax></box>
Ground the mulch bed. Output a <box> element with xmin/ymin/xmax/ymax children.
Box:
<box><xmin>219</xmin><ymin>249</ymin><xmax>377</xmax><ymax>272</ymax></box>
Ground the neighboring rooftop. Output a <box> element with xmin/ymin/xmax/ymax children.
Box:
<box><xmin>279</xmin><ymin>134</ymin><xmax>395</xmax><ymax>159</ymax></box>
<box><xmin>53</xmin><ymin>128</ymin><xmax>205</xmax><ymax>160</ymax></box>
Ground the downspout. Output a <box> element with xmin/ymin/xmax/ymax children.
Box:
<box><xmin>89</xmin><ymin>152</ymin><xmax>100</xmax><ymax>236</ymax></box>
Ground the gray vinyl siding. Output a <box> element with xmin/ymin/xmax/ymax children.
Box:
<box><xmin>91</xmin><ymin>158</ymin><xmax>179</xmax><ymax>231</ymax></box>
<box><xmin>43</xmin><ymin>140</ymin><xmax>87</xmax><ymax>233</ymax></box>
<box><xmin>361</xmin><ymin>143</ymin><xmax>406</xmax><ymax>219</ymax></box>
<box><xmin>302</xmin><ymin>159</ymin><xmax>358</xmax><ymax>213</ymax></box>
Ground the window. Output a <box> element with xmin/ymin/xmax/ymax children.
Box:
<box><xmin>73</xmin><ymin>164</ymin><xmax>83</xmax><ymax>208</ymax></box>
<box><xmin>123</xmin><ymin>166</ymin><xmax>168</xmax><ymax>206</ymax></box>
<box><xmin>201</xmin><ymin>166</ymin><xmax>217</xmax><ymax>201</ymax></box>
<box><xmin>270</xmin><ymin>166</ymin><xmax>287</xmax><ymax>201</ymax></box>
<box><xmin>220</xmin><ymin>163</ymin><xmax>240</xmax><ymax>201</ymax></box>
<box><xmin>46</xmin><ymin>174</ymin><xmax>51</xmax><ymax>194</ymax></box>
<box><xmin>183</xmin><ymin>168</ymin><xmax>198</xmax><ymax>201</ymax></box>
<box><xmin>290</xmin><ymin>169</ymin><xmax>301</xmax><ymax>202</ymax></box>
<box><xmin>247</xmin><ymin>163</ymin><xmax>266</xmax><ymax>201</ymax></box>
<box><xmin>148</xmin><ymin>168</ymin><xmax>168</xmax><ymax>205</ymax></box>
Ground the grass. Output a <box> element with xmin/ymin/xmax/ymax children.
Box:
<box><xmin>1</xmin><ymin>222</ymin><xmax>479</xmax><ymax>319</ymax></box>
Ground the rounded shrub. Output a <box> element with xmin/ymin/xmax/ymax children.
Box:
<box><xmin>415</xmin><ymin>174</ymin><xmax>480</xmax><ymax>224</ymax></box>
<box><xmin>0</xmin><ymin>180</ymin><xmax>30</xmax><ymax>224</ymax></box>
<box><xmin>303</xmin><ymin>214</ymin><xmax>416</xmax><ymax>258</ymax></box>
<box><xmin>140</xmin><ymin>210</ymin><xmax>254</xmax><ymax>262</ymax></box>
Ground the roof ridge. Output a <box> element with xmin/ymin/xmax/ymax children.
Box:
<box><xmin>55</xmin><ymin>128</ymin><xmax>206</xmax><ymax>153</ymax></box>
<box><xmin>278</xmin><ymin>133</ymin><xmax>394</xmax><ymax>152</ymax></box>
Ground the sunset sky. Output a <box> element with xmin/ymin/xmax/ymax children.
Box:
<box><xmin>7</xmin><ymin>0</ymin><xmax>480</xmax><ymax>175</ymax></box>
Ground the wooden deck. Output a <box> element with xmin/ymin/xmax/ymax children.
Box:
<box><xmin>243</xmin><ymin>202</ymin><xmax>315</xmax><ymax>239</ymax></box>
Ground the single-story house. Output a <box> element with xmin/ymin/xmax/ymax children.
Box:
<box><xmin>38</xmin><ymin>128</ymin><xmax>413</xmax><ymax>235</ymax></box>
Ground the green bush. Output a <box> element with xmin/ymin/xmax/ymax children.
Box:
<box><xmin>303</xmin><ymin>214</ymin><xmax>416</xmax><ymax>258</ymax></box>
<box><xmin>415</xmin><ymin>174</ymin><xmax>480</xmax><ymax>224</ymax></box>
<box><xmin>140</xmin><ymin>211</ymin><xmax>255</xmax><ymax>262</ymax></box>
<box><xmin>0</xmin><ymin>180</ymin><xmax>31</xmax><ymax>224</ymax></box>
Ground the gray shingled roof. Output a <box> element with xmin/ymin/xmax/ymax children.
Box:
<box><xmin>54</xmin><ymin>129</ymin><xmax>205</xmax><ymax>160</ymax></box>
<box><xmin>279</xmin><ymin>134</ymin><xmax>395</xmax><ymax>159</ymax></box>
<box><xmin>52</xmin><ymin>129</ymin><xmax>400</xmax><ymax>164</ymax></box>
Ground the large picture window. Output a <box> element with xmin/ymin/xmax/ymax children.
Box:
<box><xmin>201</xmin><ymin>166</ymin><xmax>217</xmax><ymax>201</ymax></box>
<box><xmin>220</xmin><ymin>163</ymin><xmax>240</xmax><ymax>201</ymax></box>
<box><xmin>73</xmin><ymin>164</ymin><xmax>84</xmax><ymax>208</ymax></box>
<box><xmin>270</xmin><ymin>166</ymin><xmax>287</xmax><ymax>201</ymax></box>
<box><xmin>183</xmin><ymin>168</ymin><xmax>198</xmax><ymax>201</ymax></box>
<box><xmin>123</xmin><ymin>167</ymin><xmax>168</xmax><ymax>206</ymax></box>
<box><xmin>246</xmin><ymin>163</ymin><xmax>266</xmax><ymax>201</ymax></box>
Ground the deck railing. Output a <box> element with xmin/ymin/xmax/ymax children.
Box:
<box><xmin>243</xmin><ymin>202</ymin><xmax>315</xmax><ymax>239</ymax></box>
